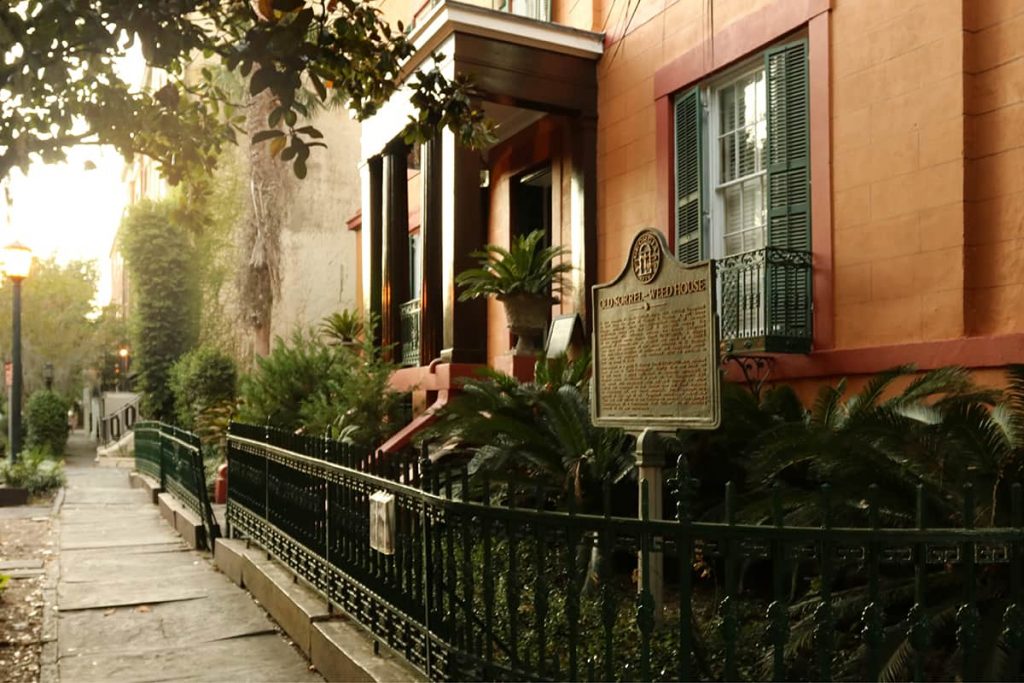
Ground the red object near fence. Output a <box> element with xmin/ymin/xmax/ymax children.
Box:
<box><xmin>214</xmin><ymin>463</ymin><xmax>228</xmax><ymax>504</ymax></box>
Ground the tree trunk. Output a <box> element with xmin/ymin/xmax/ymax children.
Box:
<box><xmin>238</xmin><ymin>88</ymin><xmax>282</xmax><ymax>352</ymax></box>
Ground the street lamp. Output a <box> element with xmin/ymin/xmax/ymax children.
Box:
<box><xmin>43</xmin><ymin>363</ymin><xmax>53</xmax><ymax>391</ymax></box>
<box><xmin>118</xmin><ymin>346</ymin><xmax>129</xmax><ymax>391</ymax></box>
<box><xmin>4</xmin><ymin>241</ymin><xmax>31</xmax><ymax>464</ymax></box>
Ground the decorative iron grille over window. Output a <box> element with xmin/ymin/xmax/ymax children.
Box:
<box><xmin>717</xmin><ymin>246</ymin><xmax>811</xmax><ymax>353</ymax></box>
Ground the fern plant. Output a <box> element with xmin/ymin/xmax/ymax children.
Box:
<box><xmin>455</xmin><ymin>230</ymin><xmax>573</xmax><ymax>302</ymax></box>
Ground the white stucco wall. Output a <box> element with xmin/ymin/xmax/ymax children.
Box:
<box><xmin>270</xmin><ymin>109</ymin><xmax>363</xmax><ymax>344</ymax></box>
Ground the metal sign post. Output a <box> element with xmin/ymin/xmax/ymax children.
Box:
<box><xmin>591</xmin><ymin>228</ymin><xmax>721</xmax><ymax>618</ymax></box>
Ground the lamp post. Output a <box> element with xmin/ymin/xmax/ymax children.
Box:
<box><xmin>43</xmin><ymin>362</ymin><xmax>53</xmax><ymax>391</ymax></box>
<box><xmin>4</xmin><ymin>241</ymin><xmax>31</xmax><ymax>464</ymax></box>
<box><xmin>117</xmin><ymin>347</ymin><xmax>129</xmax><ymax>391</ymax></box>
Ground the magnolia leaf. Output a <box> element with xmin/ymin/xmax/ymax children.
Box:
<box><xmin>270</xmin><ymin>136</ymin><xmax>288</xmax><ymax>157</ymax></box>
<box><xmin>252</xmin><ymin>129</ymin><xmax>285</xmax><ymax>144</ymax></box>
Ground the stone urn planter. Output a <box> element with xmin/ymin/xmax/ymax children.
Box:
<box><xmin>499</xmin><ymin>293</ymin><xmax>554</xmax><ymax>354</ymax></box>
<box><xmin>455</xmin><ymin>230</ymin><xmax>573</xmax><ymax>356</ymax></box>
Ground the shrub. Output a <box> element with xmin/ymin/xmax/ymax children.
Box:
<box><xmin>299</xmin><ymin>336</ymin><xmax>408</xmax><ymax>452</ymax></box>
<box><xmin>170</xmin><ymin>346</ymin><xmax>238</xmax><ymax>429</ymax></box>
<box><xmin>170</xmin><ymin>346</ymin><xmax>238</xmax><ymax>470</ymax></box>
<box><xmin>25</xmin><ymin>390</ymin><xmax>69</xmax><ymax>456</ymax></box>
<box><xmin>238</xmin><ymin>329</ymin><xmax>407</xmax><ymax>451</ymax></box>
<box><xmin>238</xmin><ymin>329</ymin><xmax>340</xmax><ymax>431</ymax></box>
<box><xmin>0</xmin><ymin>448</ymin><xmax>66</xmax><ymax>494</ymax></box>
<box><xmin>121</xmin><ymin>200</ymin><xmax>200</xmax><ymax>421</ymax></box>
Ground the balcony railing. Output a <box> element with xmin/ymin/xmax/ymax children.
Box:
<box><xmin>717</xmin><ymin>246</ymin><xmax>812</xmax><ymax>354</ymax></box>
<box><xmin>400</xmin><ymin>298</ymin><xmax>420</xmax><ymax>367</ymax></box>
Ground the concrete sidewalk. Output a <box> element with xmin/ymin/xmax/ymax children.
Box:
<box><xmin>47</xmin><ymin>431</ymin><xmax>319</xmax><ymax>682</ymax></box>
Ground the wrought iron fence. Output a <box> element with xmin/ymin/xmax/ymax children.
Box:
<box><xmin>718</xmin><ymin>246</ymin><xmax>812</xmax><ymax>354</ymax></box>
<box><xmin>135</xmin><ymin>420</ymin><xmax>221</xmax><ymax>550</ymax></box>
<box><xmin>226</xmin><ymin>422</ymin><xmax>1024</xmax><ymax>682</ymax></box>
<box><xmin>99</xmin><ymin>394</ymin><xmax>140</xmax><ymax>444</ymax></box>
<box><xmin>133</xmin><ymin>421</ymin><xmax>163</xmax><ymax>485</ymax></box>
<box><xmin>401</xmin><ymin>298</ymin><xmax>421</xmax><ymax>367</ymax></box>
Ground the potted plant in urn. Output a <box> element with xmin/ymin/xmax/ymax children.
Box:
<box><xmin>456</xmin><ymin>230</ymin><xmax>572</xmax><ymax>354</ymax></box>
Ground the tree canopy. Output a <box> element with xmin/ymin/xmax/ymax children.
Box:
<box><xmin>0</xmin><ymin>258</ymin><xmax>99</xmax><ymax>398</ymax></box>
<box><xmin>0</xmin><ymin>0</ymin><xmax>490</xmax><ymax>184</ymax></box>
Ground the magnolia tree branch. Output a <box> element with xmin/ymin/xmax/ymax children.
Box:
<box><xmin>0</xmin><ymin>0</ymin><xmax>493</xmax><ymax>185</ymax></box>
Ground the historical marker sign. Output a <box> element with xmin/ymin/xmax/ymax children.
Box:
<box><xmin>591</xmin><ymin>229</ymin><xmax>721</xmax><ymax>430</ymax></box>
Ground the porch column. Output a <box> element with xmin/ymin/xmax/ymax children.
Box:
<box><xmin>419</xmin><ymin>136</ymin><xmax>444</xmax><ymax>365</ymax></box>
<box><xmin>381</xmin><ymin>146</ymin><xmax>410</xmax><ymax>358</ymax></box>
<box><xmin>361</xmin><ymin>156</ymin><xmax>384</xmax><ymax>348</ymax></box>
<box><xmin>569</xmin><ymin>115</ymin><xmax>598</xmax><ymax>328</ymax></box>
<box><xmin>440</xmin><ymin>128</ymin><xmax>486</xmax><ymax>363</ymax></box>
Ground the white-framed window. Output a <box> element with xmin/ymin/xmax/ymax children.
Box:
<box><xmin>673</xmin><ymin>38</ymin><xmax>812</xmax><ymax>354</ymax></box>
<box><xmin>710</xmin><ymin>67</ymin><xmax>768</xmax><ymax>259</ymax></box>
<box><xmin>493</xmin><ymin>0</ymin><xmax>552</xmax><ymax>22</ymax></box>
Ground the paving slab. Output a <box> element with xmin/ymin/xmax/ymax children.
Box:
<box><xmin>58</xmin><ymin>633</ymin><xmax>320</xmax><ymax>682</ymax></box>
<box><xmin>59</xmin><ymin>548</ymin><xmax>202</xmax><ymax>584</ymax></box>
<box><xmin>59</xmin><ymin>543</ymin><xmax>186</xmax><ymax>559</ymax></box>
<box><xmin>62</xmin><ymin>488</ymin><xmax>151</xmax><ymax>506</ymax></box>
<box><xmin>58</xmin><ymin>548</ymin><xmax>197</xmax><ymax>581</ymax></box>
<box><xmin>58</xmin><ymin>570</ymin><xmax>240</xmax><ymax>611</ymax></box>
<box><xmin>51</xmin><ymin>431</ymin><xmax>320</xmax><ymax>681</ymax></box>
<box><xmin>57</xmin><ymin>591</ymin><xmax>279</xmax><ymax>655</ymax></box>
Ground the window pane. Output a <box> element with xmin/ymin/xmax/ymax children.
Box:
<box><xmin>720</xmin><ymin>85</ymin><xmax>736</xmax><ymax>132</ymax></box>
<box><xmin>738</xmin><ymin>127</ymin><xmax>757</xmax><ymax>177</ymax></box>
<box><xmin>742</xmin><ymin>177</ymin><xmax>763</xmax><ymax>230</ymax></box>
<box><xmin>720</xmin><ymin>134</ymin><xmax>736</xmax><ymax>183</ymax></box>
<box><xmin>755</xmin><ymin>70</ymin><xmax>766</xmax><ymax>123</ymax></box>
<box><xmin>409</xmin><ymin>233</ymin><xmax>422</xmax><ymax>299</ymax></box>
<box><xmin>755</xmin><ymin>120</ymin><xmax>767</xmax><ymax>172</ymax></box>
<box><xmin>737</xmin><ymin>74</ymin><xmax>757</xmax><ymax>128</ymax></box>
<box><xmin>724</xmin><ymin>184</ymin><xmax>742</xmax><ymax>237</ymax></box>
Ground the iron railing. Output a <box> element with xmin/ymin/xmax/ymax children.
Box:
<box><xmin>226</xmin><ymin>422</ymin><xmax>1024</xmax><ymax>682</ymax></box>
<box><xmin>133</xmin><ymin>421</ymin><xmax>163</xmax><ymax>484</ymax></box>
<box><xmin>135</xmin><ymin>421</ymin><xmax>221</xmax><ymax>550</ymax></box>
<box><xmin>717</xmin><ymin>246</ymin><xmax>812</xmax><ymax>354</ymax></box>
<box><xmin>99</xmin><ymin>395</ymin><xmax>140</xmax><ymax>444</ymax></box>
<box><xmin>401</xmin><ymin>298</ymin><xmax>420</xmax><ymax>367</ymax></box>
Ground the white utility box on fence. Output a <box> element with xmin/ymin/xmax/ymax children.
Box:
<box><xmin>369</xmin><ymin>490</ymin><xmax>396</xmax><ymax>555</ymax></box>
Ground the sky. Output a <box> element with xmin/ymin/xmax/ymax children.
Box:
<box><xmin>5</xmin><ymin>145</ymin><xmax>128</xmax><ymax>306</ymax></box>
<box><xmin>3</xmin><ymin>46</ymin><xmax>147</xmax><ymax>308</ymax></box>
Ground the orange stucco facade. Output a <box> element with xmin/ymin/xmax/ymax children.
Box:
<box><xmin>364</xmin><ymin>0</ymin><xmax>1024</xmax><ymax>396</ymax></box>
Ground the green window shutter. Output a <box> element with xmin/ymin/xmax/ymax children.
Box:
<box><xmin>766</xmin><ymin>39</ymin><xmax>810</xmax><ymax>250</ymax></box>
<box><xmin>765</xmin><ymin>39</ymin><xmax>812</xmax><ymax>349</ymax></box>
<box><xmin>674</xmin><ymin>86</ymin><xmax>703</xmax><ymax>264</ymax></box>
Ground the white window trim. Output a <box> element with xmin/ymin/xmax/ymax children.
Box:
<box><xmin>705</xmin><ymin>61</ymin><xmax>767</xmax><ymax>263</ymax></box>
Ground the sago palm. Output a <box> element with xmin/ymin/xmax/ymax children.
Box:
<box><xmin>429</xmin><ymin>352</ymin><xmax>632</xmax><ymax>512</ymax></box>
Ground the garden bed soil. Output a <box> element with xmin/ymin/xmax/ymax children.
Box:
<box><xmin>0</xmin><ymin>494</ymin><xmax>56</xmax><ymax>683</ymax></box>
